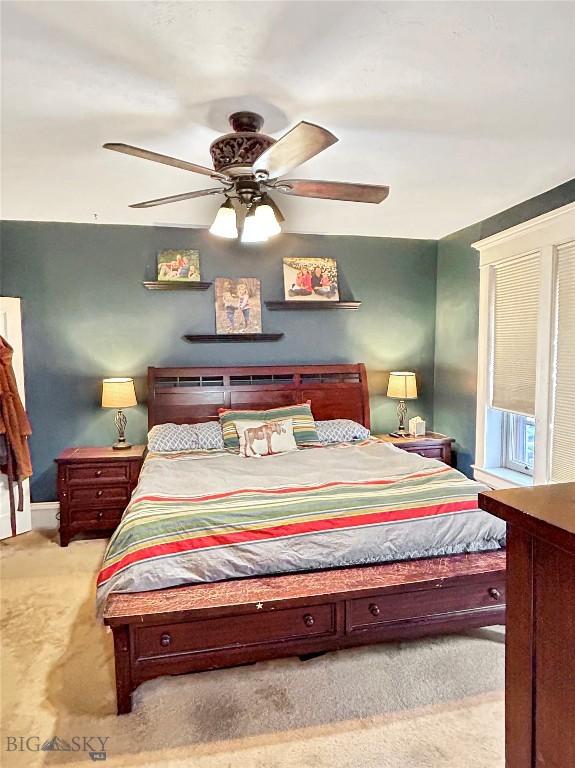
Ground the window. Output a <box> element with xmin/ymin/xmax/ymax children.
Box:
<box><xmin>474</xmin><ymin>203</ymin><xmax>575</xmax><ymax>488</ymax></box>
<box><xmin>491</xmin><ymin>253</ymin><xmax>540</xmax><ymax>415</ymax></box>
<box><xmin>502</xmin><ymin>413</ymin><xmax>535</xmax><ymax>475</ymax></box>
<box><xmin>550</xmin><ymin>241</ymin><xmax>575</xmax><ymax>482</ymax></box>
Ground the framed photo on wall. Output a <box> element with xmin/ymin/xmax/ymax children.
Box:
<box><xmin>283</xmin><ymin>257</ymin><xmax>339</xmax><ymax>301</ymax></box>
<box><xmin>157</xmin><ymin>250</ymin><xmax>201</xmax><ymax>281</ymax></box>
<box><xmin>214</xmin><ymin>278</ymin><xmax>262</xmax><ymax>335</ymax></box>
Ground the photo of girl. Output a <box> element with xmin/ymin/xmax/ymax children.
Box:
<box><xmin>283</xmin><ymin>257</ymin><xmax>339</xmax><ymax>301</ymax></box>
<box><xmin>215</xmin><ymin>278</ymin><xmax>262</xmax><ymax>334</ymax></box>
<box><xmin>157</xmin><ymin>250</ymin><xmax>201</xmax><ymax>281</ymax></box>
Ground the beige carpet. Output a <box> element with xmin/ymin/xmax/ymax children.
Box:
<box><xmin>1</xmin><ymin>531</ymin><xmax>505</xmax><ymax>767</ymax></box>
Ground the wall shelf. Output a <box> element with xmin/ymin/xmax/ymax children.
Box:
<box><xmin>143</xmin><ymin>281</ymin><xmax>212</xmax><ymax>291</ymax></box>
<box><xmin>183</xmin><ymin>333</ymin><xmax>284</xmax><ymax>344</ymax></box>
<box><xmin>265</xmin><ymin>300</ymin><xmax>361</xmax><ymax>311</ymax></box>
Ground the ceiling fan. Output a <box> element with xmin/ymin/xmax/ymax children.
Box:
<box><xmin>103</xmin><ymin>111</ymin><xmax>390</xmax><ymax>242</ymax></box>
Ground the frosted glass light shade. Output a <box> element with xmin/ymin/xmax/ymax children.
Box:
<box><xmin>102</xmin><ymin>378</ymin><xmax>137</xmax><ymax>409</ymax></box>
<box><xmin>209</xmin><ymin>201</ymin><xmax>238</xmax><ymax>239</ymax></box>
<box><xmin>255</xmin><ymin>203</ymin><xmax>281</xmax><ymax>237</ymax></box>
<box><xmin>387</xmin><ymin>372</ymin><xmax>417</xmax><ymax>400</ymax></box>
<box><xmin>241</xmin><ymin>209</ymin><xmax>268</xmax><ymax>243</ymax></box>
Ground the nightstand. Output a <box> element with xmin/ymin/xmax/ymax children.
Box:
<box><xmin>375</xmin><ymin>432</ymin><xmax>455</xmax><ymax>465</ymax></box>
<box><xmin>55</xmin><ymin>445</ymin><xmax>145</xmax><ymax>546</ymax></box>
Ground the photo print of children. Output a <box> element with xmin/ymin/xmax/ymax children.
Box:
<box><xmin>157</xmin><ymin>250</ymin><xmax>201</xmax><ymax>281</ymax></box>
<box><xmin>283</xmin><ymin>257</ymin><xmax>339</xmax><ymax>301</ymax></box>
<box><xmin>215</xmin><ymin>277</ymin><xmax>262</xmax><ymax>334</ymax></box>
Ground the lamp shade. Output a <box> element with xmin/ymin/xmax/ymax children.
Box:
<box><xmin>241</xmin><ymin>207</ymin><xmax>269</xmax><ymax>243</ymax></box>
<box><xmin>254</xmin><ymin>202</ymin><xmax>281</xmax><ymax>237</ymax></box>
<box><xmin>102</xmin><ymin>378</ymin><xmax>137</xmax><ymax>409</ymax></box>
<box><xmin>387</xmin><ymin>372</ymin><xmax>417</xmax><ymax>400</ymax></box>
<box><xmin>209</xmin><ymin>199</ymin><xmax>238</xmax><ymax>239</ymax></box>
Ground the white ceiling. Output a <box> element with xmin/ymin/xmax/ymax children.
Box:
<box><xmin>1</xmin><ymin>1</ymin><xmax>574</xmax><ymax>239</ymax></box>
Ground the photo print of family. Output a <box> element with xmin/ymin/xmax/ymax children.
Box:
<box><xmin>157</xmin><ymin>249</ymin><xmax>201</xmax><ymax>281</ymax></box>
<box><xmin>283</xmin><ymin>257</ymin><xmax>340</xmax><ymax>301</ymax></box>
<box><xmin>215</xmin><ymin>277</ymin><xmax>262</xmax><ymax>335</ymax></box>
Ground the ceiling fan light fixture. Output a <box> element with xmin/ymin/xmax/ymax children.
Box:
<box><xmin>106</xmin><ymin>114</ymin><xmax>390</xmax><ymax>227</ymax></box>
<box><xmin>241</xmin><ymin>206</ymin><xmax>269</xmax><ymax>244</ymax></box>
<box><xmin>254</xmin><ymin>202</ymin><xmax>281</xmax><ymax>238</ymax></box>
<box><xmin>209</xmin><ymin>199</ymin><xmax>238</xmax><ymax>239</ymax></box>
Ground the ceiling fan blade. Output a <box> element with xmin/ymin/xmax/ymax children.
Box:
<box><xmin>252</xmin><ymin>122</ymin><xmax>338</xmax><ymax>179</ymax></box>
<box><xmin>103</xmin><ymin>143</ymin><xmax>229</xmax><ymax>181</ymax></box>
<box><xmin>129</xmin><ymin>188</ymin><xmax>224</xmax><ymax>208</ymax></box>
<box><xmin>273</xmin><ymin>179</ymin><xmax>390</xmax><ymax>204</ymax></box>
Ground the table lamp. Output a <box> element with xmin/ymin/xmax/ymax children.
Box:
<box><xmin>387</xmin><ymin>372</ymin><xmax>417</xmax><ymax>434</ymax></box>
<box><xmin>102</xmin><ymin>378</ymin><xmax>137</xmax><ymax>449</ymax></box>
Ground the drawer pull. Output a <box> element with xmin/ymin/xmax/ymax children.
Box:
<box><xmin>303</xmin><ymin>614</ymin><xmax>315</xmax><ymax>627</ymax></box>
<box><xmin>488</xmin><ymin>587</ymin><xmax>501</xmax><ymax>601</ymax></box>
<box><xmin>95</xmin><ymin>470</ymin><xmax>102</xmax><ymax>478</ymax></box>
<box><xmin>97</xmin><ymin>511</ymin><xmax>104</xmax><ymax>520</ymax></box>
<box><xmin>96</xmin><ymin>490</ymin><xmax>104</xmax><ymax>497</ymax></box>
<box><xmin>369</xmin><ymin>603</ymin><xmax>380</xmax><ymax>617</ymax></box>
<box><xmin>160</xmin><ymin>633</ymin><xmax>172</xmax><ymax>647</ymax></box>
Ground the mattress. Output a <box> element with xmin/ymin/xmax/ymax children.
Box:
<box><xmin>96</xmin><ymin>439</ymin><xmax>506</xmax><ymax>614</ymax></box>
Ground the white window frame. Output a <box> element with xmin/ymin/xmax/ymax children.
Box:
<box><xmin>473</xmin><ymin>202</ymin><xmax>575</xmax><ymax>489</ymax></box>
<box><xmin>501</xmin><ymin>412</ymin><xmax>534</xmax><ymax>476</ymax></box>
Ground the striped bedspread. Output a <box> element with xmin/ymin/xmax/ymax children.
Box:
<box><xmin>96</xmin><ymin>441</ymin><xmax>505</xmax><ymax>613</ymax></box>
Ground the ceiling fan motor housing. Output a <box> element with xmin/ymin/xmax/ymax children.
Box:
<box><xmin>210</xmin><ymin>111</ymin><xmax>275</xmax><ymax>177</ymax></box>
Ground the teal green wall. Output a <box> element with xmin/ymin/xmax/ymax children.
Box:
<box><xmin>6</xmin><ymin>179</ymin><xmax>572</xmax><ymax>501</ymax></box>
<box><xmin>0</xmin><ymin>222</ymin><xmax>437</xmax><ymax>501</ymax></box>
<box><xmin>434</xmin><ymin>179</ymin><xmax>575</xmax><ymax>476</ymax></box>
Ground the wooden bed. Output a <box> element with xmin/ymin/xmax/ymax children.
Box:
<box><xmin>104</xmin><ymin>363</ymin><xmax>506</xmax><ymax>714</ymax></box>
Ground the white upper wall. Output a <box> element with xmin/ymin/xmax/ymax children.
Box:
<box><xmin>1</xmin><ymin>0</ymin><xmax>574</xmax><ymax>239</ymax></box>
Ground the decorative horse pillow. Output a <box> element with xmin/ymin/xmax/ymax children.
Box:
<box><xmin>219</xmin><ymin>401</ymin><xmax>320</xmax><ymax>451</ymax></box>
<box><xmin>235</xmin><ymin>418</ymin><xmax>298</xmax><ymax>458</ymax></box>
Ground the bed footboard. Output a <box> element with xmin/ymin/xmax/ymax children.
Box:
<box><xmin>105</xmin><ymin>550</ymin><xmax>506</xmax><ymax>714</ymax></box>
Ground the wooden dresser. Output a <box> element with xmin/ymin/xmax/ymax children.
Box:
<box><xmin>479</xmin><ymin>483</ymin><xmax>575</xmax><ymax>768</ymax></box>
<box><xmin>375</xmin><ymin>432</ymin><xmax>455</xmax><ymax>465</ymax></box>
<box><xmin>56</xmin><ymin>445</ymin><xmax>145</xmax><ymax>546</ymax></box>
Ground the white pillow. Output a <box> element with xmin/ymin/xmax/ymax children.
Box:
<box><xmin>148</xmin><ymin>421</ymin><xmax>224</xmax><ymax>452</ymax></box>
<box><xmin>235</xmin><ymin>418</ymin><xmax>298</xmax><ymax>458</ymax></box>
<box><xmin>315</xmin><ymin>419</ymin><xmax>371</xmax><ymax>444</ymax></box>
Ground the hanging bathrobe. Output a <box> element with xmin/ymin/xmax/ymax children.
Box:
<box><xmin>0</xmin><ymin>335</ymin><xmax>32</xmax><ymax>533</ymax></box>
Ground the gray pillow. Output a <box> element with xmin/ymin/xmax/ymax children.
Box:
<box><xmin>316</xmin><ymin>419</ymin><xmax>370</xmax><ymax>444</ymax></box>
<box><xmin>148</xmin><ymin>421</ymin><xmax>224</xmax><ymax>452</ymax></box>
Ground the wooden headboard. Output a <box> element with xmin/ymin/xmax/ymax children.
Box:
<box><xmin>147</xmin><ymin>364</ymin><xmax>370</xmax><ymax>430</ymax></box>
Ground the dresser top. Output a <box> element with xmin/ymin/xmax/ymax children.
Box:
<box><xmin>56</xmin><ymin>445</ymin><xmax>146</xmax><ymax>462</ymax></box>
<box><xmin>480</xmin><ymin>483</ymin><xmax>575</xmax><ymax>552</ymax></box>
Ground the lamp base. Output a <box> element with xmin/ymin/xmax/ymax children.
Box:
<box><xmin>112</xmin><ymin>439</ymin><xmax>132</xmax><ymax>451</ymax></box>
<box><xmin>396</xmin><ymin>399</ymin><xmax>408</xmax><ymax>433</ymax></box>
<box><xmin>112</xmin><ymin>409</ymin><xmax>131</xmax><ymax>450</ymax></box>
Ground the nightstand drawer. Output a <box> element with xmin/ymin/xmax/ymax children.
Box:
<box><xmin>67</xmin><ymin>463</ymin><xmax>130</xmax><ymax>483</ymax></box>
<box><xmin>70</xmin><ymin>506</ymin><xmax>125</xmax><ymax>525</ymax></box>
<box><xmin>68</xmin><ymin>484</ymin><xmax>130</xmax><ymax>509</ymax></box>
<box><xmin>412</xmin><ymin>447</ymin><xmax>444</xmax><ymax>460</ymax></box>
<box><xmin>374</xmin><ymin>434</ymin><xmax>453</xmax><ymax>466</ymax></box>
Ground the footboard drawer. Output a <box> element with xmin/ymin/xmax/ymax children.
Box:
<box><xmin>348</xmin><ymin>578</ymin><xmax>505</xmax><ymax>631</ymax></box>
<box><xmin>134</xmin><ymin>603</ymin><xmax>336</xmax><ymax>660</ymax></box>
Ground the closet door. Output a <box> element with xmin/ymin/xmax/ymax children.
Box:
<box><xmin>0</xmin><ymin>297</ymin><xmax>31</xmax><ymax>538</ymax></box>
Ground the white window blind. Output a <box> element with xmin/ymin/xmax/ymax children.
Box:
<box><xmin>491</xmin><ymin>252</ymin><xmax>540</xmax><ymax>415</ymax></box>
<box><xmin>551</xmin><ymin>241</ymin><xmax>575</xmax><ymax>482</ymax></box>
